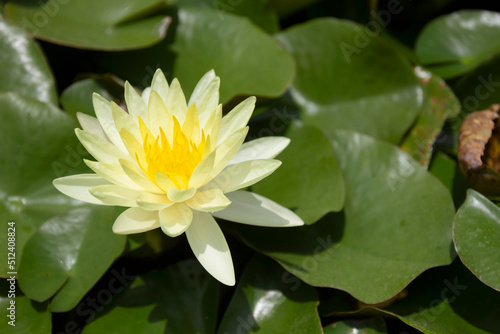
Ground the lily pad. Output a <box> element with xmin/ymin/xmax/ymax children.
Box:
<box><xmin>323</xmin><ymin>318</ymin><xmax>387</xmax><ymax>334</ymax></box>
<box><xmin>252</xmin><ymin>121</ymin><xmax>344</xmax><ymax>224</ymax></box>
<box><xmin>415</xmin><ymin>10</ymin><xmax>500</xmax><ymax>79</ymax></box>
<box><xmin>217</xmin><ymin>255</ymin><xmax>322</xmax><ymax>334</ymax></box>
<box><xmin>18</xmin><ymin>207</ymin><xmax>126</xmax><ymax>312</ymax></box>
<box><xmin>454</xmin><ymin>189</ymin><xmax>500</xmax><ymax>291</ymax></box>
<box><xmin>275</xmin><ymin>18</ymin><xmax>421</xmax><ymax>143</ymax></box>
<box><xmin>82</xmin><ymin>259</ymin><xmax>220</xmax><ymax>334</ymax></box>
<box><xmin>233</xmin><ymin>130</ymin><xmax>455</xmax><ymax>303</ymax></box>
<box><xmin>0</xmin><ymin>16</ymin><xmax>56</xmax><ymax>104</ymax></box>
<box><xmin>4</xmin><ymin>0</ymin><xmax>170</xmax><ymax>50</ymax></box>
<box><xmin>401</xmin><ymin>67</ymin><xmax>460</xmax><ymax>167</ymax></box>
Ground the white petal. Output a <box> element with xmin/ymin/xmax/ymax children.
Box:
<box><xmin>230</xmin><ymin>137</ymin><xmax>290</xmax><ymax>165</ymax></box>
<box><xmin>92</xmin><ymin>93</ymin><xmax>127</xmax><ymax>152</ymax></box>
<box><xmin>188</xmin><ymin>70</ymin><xmax>216</xmax><ymax>108</ymax></box>
<box><xmin>165</xmin><ymin>78</ymin><xmax>187</xmax><ymax>124</ymax></box>
<box><xmin>186</xmin><ymin>211</ymin><xmax>234</xmax><ymax>286</ymax></box>
<box><xmin>84</xmin><ymin>160</ymin><xmax>142</xmax><ymax>190</ymax></box>
<box><xmin>148</xmin><ymin>90</ymin><xmax>173</xmax><ymax>139</ymax></box>
<box><xmin>159</xmin><ymin>203</ymin><xmax>193</xmax><ymax>237</ymax></box>
<box><xmin>89</xmin><ymin>184</ymin><xmax>139</xmax><ymax>207</ymax></box>
<box><xmin>204</xmin><ymin>159</ymin><xmax>281</xmax><ymax>193</ymax></box>
<box><xmin>111</xmin><ymin>101</ymin><xmax>141</xmax><ymax>139</ymax></box>
<box><xmin>119</xmin><ymin>159</ymin><xmax>164</xmax><ymax>194</ymax></box>
<box><xmin>217</xmin><ymin>96</ymin><xmax>255</xmax><ymax>146</ymax></box>
<box><xmin>76</xmin><ymin>112</ymin><xmax>108</xmax><ymax>141</ymax></box>
<box><xmin>76</xmin><ymin>129</ymin><xmax>129</xmax><ymax>164</ymax></box>
<box><xmin>124</xmin><ymin>82</ymin><xmax>148</xmax><ymax>125</ymax></box>
<box><xmin>156</xmin><ymin>172</ymin><xmax>177</xmax><ymax>192</ymax></box>
<box><xmin>53</xmin><ymin>174</ymin><xmax>111</xmax><ymax>205</ymax></box>
<box><xmin>167</xmin><ymin>188</ymin><xmax>196</xmax><ymax>202</ymax></box>
<box><xmin>151</xmin><ymin>69</ymin><xmax>169</xmax><ymax>101</ymax></box>
<box><xmin>212</xmin><ymin>191</ymin><xmax>304</xmax><ymax>227</ymax></box>
<box><xmin>211</xmin><ymin>127</ymin><xmax>248</xmax><ymax>178</ymax></box>
<box><xmin>189</xmin><ymin>73</ymin><xmax>220</xmax><ymax>126</ymax></box>
<box><xmin>188</xmin><ymin>150</ymin><xmax>216</xmax><ymax>189</ymax></box>
<box><xmin>112</xmin><ymin>207</ymin><xmax>160</xmax><ymax>234</ymax></box>
<box><xmin>136</xmin><ymin>192</ymin><xmax>173</xmax><ymax>211</ymax></box>
<box><xmin>141</xmin><ymin>87</ymin><xmax>151</xmax><ymax>105</ymax></box>
<box><xmin>186</xmin><ymin>189</ymin><xmax>231</xmax><ymax>212</ymax></box>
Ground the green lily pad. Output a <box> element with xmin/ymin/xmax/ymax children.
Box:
<box><xmin>0</xmin><ymin>16</ymin><xmax>56</xmax><ymax>104</ymax></box>
<box><xmin>233</xmin><ymin>130</ymin><xmax>455</xmax><ymax>303</ymax></box>
<box><xmin>4</xmin><ymin>0</ymin><xmax>170</xmax><ymax>50</ymax></box>
<box><xmin>275</xmin><ymin>18</ymin><xmax>421</xmax><ymax>143</ymax></box>
<box><xmin>217</xmin><ymin>255</ymin><xmax>322</xmax><ymax>334</ymax></box>
<box><xmin>82</xmin><ymin>259</ymin><xmax>220</xmax><ymax>334</ymax></box>
<box><xmin>415</xmin><ymin>10</ymin><xmax>500</xmax><ymax>79</ymax></box>
<box><xmin>323</xmin><ymin>318</ymin><xmax>387</xmax><ymax>334</ymax></box>
<box><xmin>401</xmin><ymin>67</ymin><xmax>460</xmax><ymax>167</ymax></box>
<box><xmin>381</xmin><ymin>260</ymin><xmax>500</xmax><ymax>334</ymax></box>
<box><xmin>0</xmin><ymin>283</ymin><xmax>51</xmax><ymax>334</ymax></box>
<box><xmin>18</xmin><ymin>207</ymin><xmax>126</xmax><ymax>312</ymax></box>
<box><xmin>454</xmin><ymin>189</ymin><xmax>500</xmax><ymax>291</ymax></box>
<box><xmin>177</xmin><ymin>0</ymin><xmax>279</xmax><ymax>33</ymax></box>
<box><xmin>171</xmin><ymin>8</ymin><xmax>295</xmax><ymax>103</ymax></box>
<box><xmin>0</xmin><ymin>92</ymin><xmax>88</xmax><ymax>277</ymax></box>
<box><xmin>252</xmin><ymin>122</ymin><xmax>344</xmax><ymax>224</ymax></box>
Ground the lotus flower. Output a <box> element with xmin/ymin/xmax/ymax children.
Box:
<box><xmin>53</xmin><ymin>69</ymin><xmax>303</xmax><ymax>285</ymax></box>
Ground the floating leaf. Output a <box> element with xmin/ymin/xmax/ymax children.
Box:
<box><xmin>252</xmin><ymin>122</ymin><xmax>344</xmax><ymax>224</ymax></box>
<box><xmin>217</xmin><ymin>255</ymin><xmax>322</xmax><ymax>334</ymax></box>
<box><xmin>454</xmin><ymin>190</ymin><xmax>500</xmax><ymax>291</ymax></box>
<box><xmin>323</xmin><ymin>317</ymin><xmax>387</xmax><ymax>334</ymax></box>
<box><xmin>82</xmin><ymin>259</ymin><xmax>220</xmax><ymax>334</ymax></box>
<box><xmin>0</xmin><ymin>16</ymin><xmax>56</xmax><ymax>104</ymax></box>
<box><xmin>401</xmin><ymin>67</ymin><xmax>460</xmax><ymax>167</ymax></box>
<box><xmin>233</xmin><ymin>130</ymin><xmax>455</xmax><ymax>303</ymax></box>
<box><xmin>275</xmin><ymin>18</ymin><xmax>421</xmax><ymax>143</ymax></box>
<box><xmin>4</xmin><ymin>0</ymin><xmax>170</xmax><ymax>50</ymax></box>
<box><xmin>415</xmin><ymin>10</ymin><xmax>500</xmax><ymax>79</ymax></box>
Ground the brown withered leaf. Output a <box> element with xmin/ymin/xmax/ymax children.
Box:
<box><xmin>458</xmin><ymin>104</ymin><xmax>500</xmax><ymax>197</ymax></box>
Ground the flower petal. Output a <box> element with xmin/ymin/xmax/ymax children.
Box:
<box><xmin>148</xmin><ymin>90</ymin><xmax>173</xmax><ymax>139</ymax></box>
<box><xmin>217</xmin><ymin>96</ymin><xmax>255</xmax><ymax>146</ymax></box>
<box><xmin>136</xmin><ymin>192</ymin><xmax>173</xmax><ymax>211</ymax></box>
<box><xmin>156</xmin><ymin>172</ymin><xmax>177</xmax><ymax>192</ymax></box>
<box><xmin>230</xmin><ymin>137</ymin><xmax>290</xmax><ymax>165</ymax></box>
<box><xmin>188</xmin><ymin>150</ymin><xmax>216</xmax><ymax>189</ymax></box>
<box><xmin>76</xmin><ymin>112</ymin><xmax>108</xmax><ymax>141</ymax></box>
<box><xmin>124</xmin><ymin>81</ymin><xmax>148</xmax><ymax>126</ymax></box>
<box><xmin>211</xmin><ymin>127</ymin><xmax>248</xmax><ymax>178</ymax></box>
<box><xmin>188</xmin><ymin>72</ymin><xmax>220</xmax><ymax>126</ymax></box>
<box><xmin>185</xmin><ymin>211</ymin><xmax>234</xmax><ymax>286</ymax></box>
<box><xmin>159</xmin><ymin>203</ymin><xmax>193</xmax><ymax>237</ymax></box>
<box><xmin>212</xmin><ymin>191</ymin><xmax>304</xmax><ymax>227</ymax></box>
<box><xmin>167</xmin><ymin>188</ymin><xmax>196</xmax><ymax>202</ymax></box>
<box><xmin>76</xmin><ymin>128</ymin><xmax>129</xmax><ymax>164</ymax></box>
<box><xmin>204</xmin><ymin>159</ymin><xmax>281</xmax><ymax>193</ymax></box>
<box><xmin>186</xmin><ymin>189</ymin><xmax>231</xmax><ymax>212</ymax></box>
<box><xmin>151</xmin><ymin>69</ymin><xmax>169</xmax><ymax>101</ymax></box>
<box><xmin>89</xmin><ymin>184</ymin><xmax>139</xmax><ymax>207</ymax></box>
<box><xmin>203</xmin><ymin>104</ymin><xmax>222</xmax><ymax>151</ymax></box>
<box><xmin>92</xmin><ymin>93</ymin><xmax>127</xmax><ymax>152</ymax></box>
<box><xmin>188</xmin><ymin>69</ymin><xmax>216</xmax><ymax>107</ymax></box>
<box><xmin>53</xmin><ymin>174</ymin><xmax>111</xmax><ymax>205</ymax></box>
<box><xmin>141</xmin><ymin>87</ymin><xmax>151</xmax><ymax>105</ymax></box>
<box><xmin>182</xmin><ymin>104</ymin><xmax>201</xmax><ymax>144</ymax></box>
<box><xmin>111</xmin><ymin>101</ymin><xmax>141</xmax><ymax>139</ymax></box>
<box><xmin>119</xmin><ymin>159</ymin><xmax>164</xmax><ymax>194</ymax></box>
<box><xmin>165</xmin><ymin>78</ymin><xmax>188</xmax><ymax>124</ymax></box>
<box><xmin>112</xmin><ymin>207</ymin><xmax>160</xmax><ymax>234</ymax></box>
<box><xmin>84</xmin><ymin>159</ymin><xmax>141</xmax><ymax>190</ymax></box>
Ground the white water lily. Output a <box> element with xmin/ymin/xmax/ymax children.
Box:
<box><xmin>53</xmin><ymin>69</ymin><xmax>303</xmax><ymax>285</ymax></box>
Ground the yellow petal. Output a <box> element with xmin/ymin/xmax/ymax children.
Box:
<box><xmin>165</xmin><ymin>78</ymin><xmax>187</xmax><ymax>124</ymax></box>
<box><xmin>136</xmin><ymin>192</ymin><xmax>173</xmax><ymax>211</ymax></box>
<box><xmin>151</xmin><ymin>69</ymin><xmax>169</xmax><ymax>101</ymax></box>
<box><xmin>124</xmin><ymin>81</ymin><xmax>148</xmax><ymax>125</ymax></box>
<box><xmin>186</xmin><ymin>189</ymin><xmax>231</xmax><ymax>212</ymax></box>
<box><xmin>217</xmin><ymin>96</ymin><xmax>255</xmax><ymax>146</ymax></box>
<box><xmin>159</xmin><ymin>203</ymin><xmax>193</xmax><ymax>237</ymax></box>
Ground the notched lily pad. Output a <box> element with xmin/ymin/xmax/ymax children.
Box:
<box><xmin>458</xmin><ymin>104</ymin><xmax>500</xmax><ymax>197</ymax></box>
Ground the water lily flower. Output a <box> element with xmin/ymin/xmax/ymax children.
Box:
<box><xmin>53</xmin><ymin>69</ymin><xmax>303</xmax><ymax>285</ymax></box>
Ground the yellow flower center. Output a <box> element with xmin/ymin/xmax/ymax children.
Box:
<box><xmin>137</xmin><ymin>116</ymin><xmax>207</xmax><ymax>190</ymax></box>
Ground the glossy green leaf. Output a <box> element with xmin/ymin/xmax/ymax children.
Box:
<box><xmin>0</xmin><ymin>92</ymin><xmax>88</xmax><ymax>277</ymax></box>
<box><xmin>0</xmin><ymin>16</ymin><xmax>56</xmax><ymax>104</ymax></box>
<box><xmin>252</xmin><ymin>122</ymin><xmax>344</xmax><ymax>224</ymax></box>
<box><xmin>217</xmin><ymin>255</ymin><xmax>322</xmax><ymax>334</ymax></box>
<box><xmin>454</xmin><ymin>189</ymin><xmax>500</xmax><ymax>291</ymax></box>
<box><xmin>233</xmin><ymin>130</ymin><xmax>455</xmax><ymax>303</ymax></box>
<box><xmin>323</xmin><ymin>318</ymin><xmax>387</xmax><ymax>334</ymax></box>
<box><xmin>401</xmin><ymin>67</ymin><xmax>460</xmax><ymax>167</ymax></box>
<box><xmin>82</xmin><ymin>259</ymin><xmax>220</xmax><ymax>334</ymax></box>
<box><xmin>4</xmin><ymin>0</ymin><xmax>170</xmax><ymax>50</ymax></box>
<box><xmin>380</xmin><ymin>260</ymin><xmax>500</xmax><ymax>334</ymax></box>
<box><xmin>275</xmin><ymin>18</ymin><xmax>421</xmax><ymax>143</ymax></box>
<box><xmin>18</xmin><ymin>207</ymin><xmax>126</xmax><ymax>312</ymax></box>
<box><xmin>0</xmin><ymin>285</ymin><xmax>51</xmax><ymax>334</ymax></box>
<box><xmin>415</xmin><ymin>10</ymin><xmax>500</xmax><ymax>79</ymax></box>
<box><xmin>171</xmin><ymin>8</ymin><xmax>295</xmax><ymax>103</ymax></box>
<box><xmin>178</xmin><ymin>0</ymin><xmax>279</xmax><ymax>33</ymax></box>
